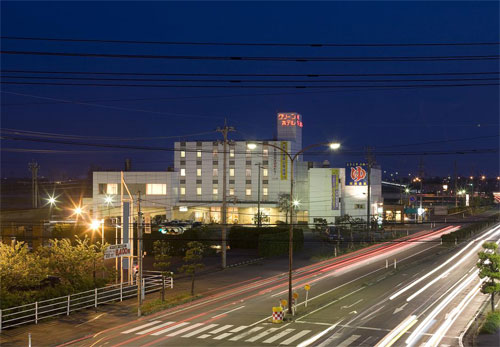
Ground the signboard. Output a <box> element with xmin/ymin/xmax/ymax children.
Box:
<box><xmin>104</xmin><ymin>243</ymin><xmax>131</xmax><ymax>259</ymax></box>
<box><xmin>277</xmin><ymin>113</ymin><xmax>303</xmax><ymax>128</ymax></box>
<box><xmin>493</xmin><ymin>192</ymin><xmax>500</xmax><ymax>204</ymax></box>
<box><xmin>465</xmin><ymin>194</ymin><xmax>470</xmax><ymax>207</ymax></box>
<box><xmin>280</xmin><ymin>141</ymin><xmax>288</xmax><ymax>180</ymax></box>
<box><xmin>122</xmin><ymin>201</ymin><xmax>130</xmax><ymax>269</ymax></box>
<box><xmin>409</xmin><ymin>195</ymin><xmax>417</xmax><ymax>203</ymax></box>
<box><xmin>345</xmin><ymin>162</ymin><xmax>368</xmax><ymax>186</ymax></box>
<box><xmin>144</xmin><ymin>213</ymin><xmax>151</xmax><ymax>234</ymax></box>
<box><xmin>331</xmin><ymin>169</ymin><xmax>340</xmax><ymax>210</ymax></box>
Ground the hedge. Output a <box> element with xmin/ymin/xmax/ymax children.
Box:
<box><xmin>441</xmin><ymin>214</ymin><xmax>499</xmax><ymax>246</ymax></box>
<box><xmin>258</xmin><ymin>229</ymin><xmax>304</xmax><ymax>257</ymax></box>
<box><xmin>228</xmin><ymin>226</ymin><xmax>289</xmax><ymax>249</ymax></box>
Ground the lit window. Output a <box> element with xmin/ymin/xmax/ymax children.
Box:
<box><xmin>246</xmin><ymin>188</ymin><xmax>252</xmax><ymax>196</ymax></box>
<box><xmin>263</xmin><ymin>187</ymin><xmax>268</xmax><ymax>196</ymax></box>
<box><xmin>179</xmin><ymin>206</ymin><xmax>188</xmax><ymax>212</ymax></box>
<box><xmin>213</xmin><ymin>187</ymin><xmax>218</xmax><ymax>195</ymax></box>
<box><xmin>246</xmin><ymin>168</ymin><xmax>251</xmax><ymax>177</ymax></box>
<box><xmin>180</xmin><ymin>150</ymin><xmax>186</xmax><ymax>158</ymax></box>
<box><xmin>230</xmin><ymin>168</ymin><xmax>235</xmax><ymax>177</ymax></box>
<box><xmin>229</xmin><ymin>188</ymin><xmax>234</xmax><ymax>196</ymax></box>
<box><xmin>197</xmin><ymin>187</ymin><xmax>202</xmax><ymax>195</ymax></box>
<box><xmin>197</xmin><ymin>168</ymin><xmax>202</xmax><ymax>177</ymax></box>
<box><xmin>263</xmin><ymin>168</ymin><xmax>268</xmax><ymax>177</ymax></box>
<box><xmin>230</xmin><ymin>149</ymin><xmax>235</xmax><ymax>157</ymax></box>
<box><xmin>146</xmin><ymin>184</ymin><xmax>166</xmax><ymax>195</ymax></box>
<box><xmin>263</xmin><ymin>149</ymin><xmax>269</xmax><ymax>156</ymax></box>
<box><xmin>213</xmin><ymin>149</ymin><xmax>218</xmax><ymax>157</ymax></box>
<box><xmin>106</xmin><ymin>183</ymin><xmax>118</xmax><ymax>195</ymax></box>
<box><xmin>180</xmin><ymin>168</ymin><xmax>186</xmax><ymax>176</ymax></box>
<box><xmin>213</xmin><ymin>168</ymin><xmax>218</xmax><ymax>177</ymax></box>
<box><xmin>355</xmin><ymin>204</ymin><xmax>365</xmax><ymax>209</ymax></box>
<box><xmin>197</xmin><ymin>150</ymin><xmax>202</xmax><ymax>158</ymax></box>
<box><xmin>180</xmin><ymin>187</ymin><xmax>186</xmax><ymax>195</ymax></box>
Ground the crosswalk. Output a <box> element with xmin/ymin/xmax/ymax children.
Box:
<box><xmin>120</xmin><ymin>320</ymin><xmax>362</xmax><ymax>346</ymax></box>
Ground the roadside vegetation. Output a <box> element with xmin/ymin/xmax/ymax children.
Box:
<box><xmin>480</xmin><ymin>311</ymin><xmax>500</xmax><ymax>334</ymax></box>
<box><xmin>140</xmin><ymin>293</ymin><xmax>202</xmax><ymax>316</ymax></box>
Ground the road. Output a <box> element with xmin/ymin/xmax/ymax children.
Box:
<box><xmin>53</xmin><ymin>221</ymin><xmax>499</xmax><ymax>347</ymax></box>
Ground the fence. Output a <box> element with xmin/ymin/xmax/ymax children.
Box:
<box><xmin>0</xmin><ymin>271</ymin><xmax>173</xmax><ymax>331</ymax></box>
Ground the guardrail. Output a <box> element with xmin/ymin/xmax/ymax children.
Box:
<box><xmin>0</xmin><ymin>271</ymin><xmax>173</xmax><ymax>331</ymax></box>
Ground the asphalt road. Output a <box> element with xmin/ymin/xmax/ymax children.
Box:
<box><xmin>51</xmin><ymin>221</ymin><xmax>500</xmax><ymax>347</ymax></box>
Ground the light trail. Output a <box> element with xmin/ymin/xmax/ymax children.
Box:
<box><xmin>375</xmin><ymin>315</ymin><xmax>418</xmax><ymax>347</ymax></box>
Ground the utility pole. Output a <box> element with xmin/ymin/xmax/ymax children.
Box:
<box><xmin>365</xmin><ymin>148</ymin><xmax>375</xmax><ymax>235</ymax></box>
<box><xmin>28</xmin><ymin>161</ymin><xmax>40</xmax><ymax>208</ymax></box>
<box><xmin>454</xmin><ymin>161</ymin><xmax>458</xmax><ymax>207</ymax></box>
<box><xmin>137</xmin><ymin>191</ymin><xmax>143</xmax><ymax>317</ymax></box>
<box><xmin>418</xmin><ymin>158</ymin><xmax>424</xmax><ymax>223</ymax></box>
<box><xmin>256</xmin><ymin>163</ymin><xmax>262</xmax><ymax>227</ymax></box>
<box><xmin>216</xmin><ymin>120</ymin><xmax>235</xmax><ymax>269</ymax></box>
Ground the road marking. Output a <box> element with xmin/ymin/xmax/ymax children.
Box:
<box><xmin>166</xmin><ymin>323</ymin><xmax>204</xmax><ymax>336</ymax></box>
<box><xmin>136</xmin><ymin>321</ymin><xmax>175</xmax><ymax>335</ymax></box>
<box><xmin>211</xmin><ymin>305</ymin><xmax>245</xmax><ymax>318</ymax></box>
<box><xmin>213</xmin><ymin>325</ymin><xmax>247</xmax><ymax>340</ymax></box>
<box><xmin>375</xmin><ymin>315</ymin><xmax>418</xmax><ymax>347</ymax></box>
<box><xmin>298</xmin><ymin>287</ymin><xmax>364</xmax><ymax>321</ymax></box>
<box><xmin>341</xmin><ymin>299</ymin><xmax>363</xmax><ymax>309</ymax></box>
<box><xmin>245</xmin><ymin>327</ymin><xmax>280</xmax><ymax>342</ymax></box>
<box><xmin>150</xmin><ymin>322</ymin><xmax>189</xmax><ymax>336</ymax></box>
<box><xmin>197</xmin><ymin>334</ymin><xmax>210</xmax><ymax>339</ymax></box>
<box><xmin>207</xmin><ymin>324</ymin><xmax>233</xmax><ymax>334</ymax></box>
<box><xmin>336</xmin><ymin>334</ymin><xmax>361</xmax><ymax>347</ymax></box>
<box><xmin>121</xmin><ymin>321</ymin><xmax>162</xmax><ymax>334</ymax></box>
<box><xmin>281</xmin><ymin>330</ymin><xmax>312</xmax><ymax>345</ymax></box>
<box><xmin>182</xmin><ymin>323</ymin><xmax>218</xmax><ymax>337</ymax></box>
<box><xmin>393</xmin><ymin>303</ymin><xmax>408</xmax><ymax>314</ymax></box>
<box><xmin>230</xmin><ymin>325</ymin><xmax>248</xmax><ymax>332</ymax></box>
<box><xmin>263</xmin><ymin>328</ymin><xmax>295</xmax><ymax>343</ymax></box>
<box><xmin>229</xmin><ymin>326</ymin><xmax>264</xmax><ymax>341</ymax></box>
<box><xmin>76</xmin><ymin>313</ymin><xmax>106</xmax><ymax>327</ymax></box>
<box><xmin>298</xmin><ymin>321</ymin><xmax>341</xmax><ymax>347</ymax></box>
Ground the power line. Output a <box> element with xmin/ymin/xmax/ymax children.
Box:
<box><xmin>2</xmin><ymin>50</ymin><xmax>500</xmax><ymax>62</ymax></box>
<box><xmin>2</xmin><ymin>36</ymin><xmax>499</xmax><ymax>47</ymax></box>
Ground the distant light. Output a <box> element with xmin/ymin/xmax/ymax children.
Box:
<box><xmin>470</xmin><ymin>176</ymin><xmax>474</xmax><ymax>180</ymax></box>
<box><xmin>417</xmin><ymin>208</ymin><xmax>425</xmax><ymax>216</ymax></box>
<box><xmin>104</xmin><ymin>196</ymin><xmax>113</xmax><ymax>205</ymax></box>
<box><xmin>74</xmin><ymin>207</ymin><xmax>83</xmax><ymax>215</ymax></box>
<box><xmin>405</xmin><ymin>188</ymin><xmax>410</xmax><ymax>193</ymax></box>
<box><xmin>46</xmin><ymin>195</ymin><xmax>57</xmax><ymax>206</ymax></box>
<box><xmin>247</xmin><ymin>143</ymin><xmax>257</xmax><ymax>150</ymax></box>
<box><xmin>481</xmin><ymin>175</ymin><xmax>486</xmax><ymax>180</ymax></box>
<box><xmin>329</xmin><ymin>142</ymin><xmax>341</xmax><ymax>150</ymax></box>
<box><xmin>442</xmin><ymin>185</ymin><xmax>448</xmax><ymax>191</ymax></box>
<box><xmin>292</xmin><ymin>200</ymin><xmax>300</xmax><ymax>207</ymax></box>
<box><xmin>90</xmin><ymin>220</ymin><xmax>101</xmax><ymax>230</ymax></box>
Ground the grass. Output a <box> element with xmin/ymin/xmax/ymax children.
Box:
<box><xmin>480</xmin><ymin>311</ymin><xmax>500</xmax><ymax>334</ymax></box>
<box><xmin>140</xmin><ymin>292</ymin><xmax>203</xmax><ymax>315</ymax></box>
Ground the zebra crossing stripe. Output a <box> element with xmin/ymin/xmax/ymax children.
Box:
<box><xmin>197</xmin><ymin>334</ymin><xmax>211</xmax><ymax>339</ymax></box>
<box><xmin>229</xmin><ymin>326</ymin><xmax>248</xmax><ymax>332</ymax></box>
<box><xmin>263</xmin><ymin>328</ymin><xmax>296</xmax><ymax>343</ymax></box>
<box><xmin>207</xmin><ymin>324</ymin><xmax>233</xmax><ymax>335</ymax></box>
<box><xmin>213</xmin><ymin>333</ymin><xmax>233</xmax><ymax>340</ymax></box>
<box><xmin>122</xmin><ymin>321</ymin><xmax>162</xmax><ymax>334</ymax></box>
<box><xmin>151</xmin><ymin>322</ymin><xmax>189</xmax><ymax>336</ymax></box>
<box><xmin>136</xmin><ymin>321</ymin><xmax>175</xmax><ymax>335</ymax></box>
<box><xmin>335</xmin><ymin>334</ymin><xmax>361</xmax><ymax>347</ymax></box>
<box><xmin>229</xmin><ymin>327</ymin><xmax>265</xmax><ymax>341</ymax></box>
<box><xmin>167</xmin><ymin>323</ymin><xmax>204</xmax><ymax>337</ymax></box>
<box><xmin>281</xmin><ymin>330</ymin><xmax>312</xmax><ymax>345</ymax></box>
<box><xmin>182</xmin><ymin>324</ymin><xmax>219</xmax><ymax>338</ymax></box>
<box><xmin>245</xmin><ymin>328</ymin><xmax>280</xmax><ymax>342</ymax></box>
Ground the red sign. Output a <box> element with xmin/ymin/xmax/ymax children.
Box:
<box><xmin>277</xmin><ymin>113</ymin><xmax>303</xmax><ymax>128</ymax></box>
<box><xmin>350</xmin><ymin>166</ymin><xmax>367</xmax><ymax>182</ymax></box>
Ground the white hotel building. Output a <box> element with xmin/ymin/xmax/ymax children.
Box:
<box><xmin>92</xmin><ymin>113</ymin><xmax>382</xmax><ymax>225</ymax></box>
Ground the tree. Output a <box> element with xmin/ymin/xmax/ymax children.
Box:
<box><xmin>153</xmin><ymin>240</ymin><xmax>172</xmax><ymax>301</ymax></box>
<box><xmin>477</xmin><ymin>242</ymin><xmax>500</xmax><ymax>312</ymax></box>
<box><xmin>253</xmin><ymin>211</ymin><xmax>270</xmax><ymax>225</ymax></box>
<box><xmin>179</xmin><ymin>241</ymin><xmax>205</xmax><ymax>296</ymax></box>
<box><xmin>278</xmin><ymin>193</ymin><xmax>291</xmax><ymax>224</ymax></box>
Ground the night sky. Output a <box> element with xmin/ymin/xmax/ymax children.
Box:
<box><xmin>1</xmin><ymin>1</ymin><xmax>499</xmax><ymax>180</ymax></box>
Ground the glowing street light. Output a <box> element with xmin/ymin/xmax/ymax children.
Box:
<box><xmin>246</xmin><ymin>143</ymin><xmax>257</xmax><ymax>150</ymax></box>
<box><xmin>329</xmin><ymin>142</ymin><xmax>341</xmax><ymax>150</ymax></box>
<box><xmin>292</xmin><ymin>200</ymin><xmax>300</xmax><ymax>208</ymax></box>
<box><xmin>90</xmin><ymin>219</ymin><xmax>101</xmax><ymax>230</ymax></box>
<box><xmin>405</xmin><ymin>188</ymin><xmax>410</xmax><ymax>194</ymax></box>
<box><xmin>104</xmin><ymin>195</ymin><xmax>113</xmax><ymax>205</ymax></box>
<box><xmin>45</xmin><ymin>195</ymin><xmax>57</xmax><ymax>207</ymax></box>
<box><xmin>74</xmin><ymin>206</ymin><xmax>83</xmax><ymax>215</ymax></box>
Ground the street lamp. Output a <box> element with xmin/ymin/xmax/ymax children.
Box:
<box><xmin>90</xmin><ymin>219</ymin><xmax>105</xmax><ymax>244</ymax></box>
<box><xmin>45</xmin><ymin>194</ymin><xmax>57</xmax><ymax>207</ymax></box>
<box><xmin>247</xmin><ymin>140</ymin><xmax>340</xmax><ymax>315</ymax></box>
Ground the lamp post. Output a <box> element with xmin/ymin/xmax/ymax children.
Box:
<box><xmin>248</xmin><ymin>140</ymin><xmax>340</xmax><ymax>315</ymax></box>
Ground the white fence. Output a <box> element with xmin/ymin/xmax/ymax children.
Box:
<box><xmin>0</xmin><ymin>271</ymin><xmax>173</xmax><ymax>331</ymax></box>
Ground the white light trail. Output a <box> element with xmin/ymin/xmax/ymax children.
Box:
<box><xmin>375</xmin><ymin>315</ymin><xmax>418</xmax><ymax>347</ymax></box>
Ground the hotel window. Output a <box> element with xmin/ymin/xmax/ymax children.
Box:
<box><xmin>355</xmin><ymin>204</ymin><xmax>366</xmax><ymax>209</ymax></box>
<box><xmin>229</xmin><ymin>148</ymin><xmax>235</xmax><ymax>158</ymax></box>
<box><xmin>229</xmin><ymin>188</ymin><xmax>234</xmax><ymax>196</ymax></box>
<box><xmin>197</xmin><ymin>150</ymin><xmax>202</xmax><ymax>158</ymax></box>
<box><xmin>180</xmin><ymin>150</ymin><xmax>186</xmax><ymax>158</ymax></box>
<box><xmin>263</xmin><ymin>168</ymin><xmax>268</xmax><ymax>177</ymax></box>
<box><xmin>246</xmin><ymin>188</ymin><xmax>252</xmax><ymax>196</ymax></box>
<box><xmin>180</xmin><ymin>168</ymin><xmax>186</xmax><ymax>176</ymax></box>
<box><xmin>229</xmin><ymin>168</ymin><xmax>235</xmax><ymax>177</ymax></box>
<box><xmin>246</xmin><ymin>168</ymin><xmax>251</xmax><ymax>177</ymax></box>
<box><xmin>213</xmin><ymin>149</ymin><xmax>218</xmax><ymax>157</ymax></box>
<box><xmin>197</xmin><ymin>168</ymin><xmax>202</xmax><ymax>177</ymax></box>
<box><xmin>213</xmin><ymin>168</ymin><xmax>218</xmax><ymax>177</ymax></box>
<box><xmin>213</xmin><ymin>187</ymin><xmax>218</xmax><ymax>195</ymax></box>
<box><xmin>180</xmin><ymin>187</ymin><xmax>186</xmax><ymax>195</ymax></box>
<box><xmin>263</xmin><ymin>148</ymin><xmax>269</xmax><ymax>156</ymax></box>
<box><xmin>106</xmin><ymin>183</ymin><xmax>118</xmax><ymax>195</ymax></box>
<box><xmin>197</xmin><ymin>187</ymin><xmax>202</xmax><ymax>195</ymax></box>
<box><xmin>263</xmin><ymin>187</ymin><xmax>268</xmax><ymax>196</ymax></box>
<box><xmin>146</xmin><ymin>184</ymin><xmax>166</xmax><ymax>195</ymax></box>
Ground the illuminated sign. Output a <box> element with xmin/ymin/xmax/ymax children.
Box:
<box><xmin>346</xmin><ymin>163</ymin><xmax>368</xmax><ymax>186</ymax></box>
<box><xmin>104</xmin><ymin>243</ymin><xmax>131</xmax><ymax>259</ymax></box>
<box><xmin>331</xmin><ymin>169</ymin><xmax>340</xmax><ymax>210</ymax></box>
<box><xmin>277</xmin><ymin>113</ymin><xmax>303</xmax><ymax>128</ymax></box>
<box><xmin>280</xmin><ymin>141</ymin><xmax>288</xmax><ymax>180</ymax></box>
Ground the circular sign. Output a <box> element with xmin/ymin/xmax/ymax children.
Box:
<box><xmin>281</xmin><ymin>299</ymin><xmax>288</xmax><ymax>307</ymax></box>
<box><xmin>409</xmin><ymin>195</ymin><xmax>417</xmax><ymax>203</ymax></box>
<box><xmin>293</xmin><ymin>292</ymin><xmax>299</xmax><ymax>299</ymax></box>
<box><xmin>304</xmin><ymin>284</ymin><xmax>311</xmax><ymax>291</ymax></box>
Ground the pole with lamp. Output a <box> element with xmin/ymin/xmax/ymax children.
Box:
<box><xmin>248</xmin><ymin>141</ymin><xmax>340</xmax><ymax>315</ymax></box>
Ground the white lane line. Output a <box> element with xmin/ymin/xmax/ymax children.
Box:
<box><xmin>121</xmin><ymin>321</ymin><xmax>162</xmax><ymax>334</ymax></box>
<box><xmin>298</xmin><ymin>287</ymin><xmax>364</xmax><ymax>321</ymax></box>
<box><xmin>229</xmin><ymin>327</ymin><xmax>264</xmax><ymax>341</ymax></box>
<box><xmin>282</xmin><ymin>330</ymin><xmax>312</xmax><ymax>345</ymax></box>
<box><xmin>211</xmin><ymin>305</ymin><xmax>245</xmax><ymax>318</ymax></box>
<box><xmin>150</xmin><ymin>322</ymin><xmax>189</xmax><ymax>336</ymax></box>
<box><xmin>336</xmin><ymin>334</ymin><xmax>361</xmax><ymax>347</ymax></box>
<box><xmin>136</xmin><ymin>321</ymin><xmax>175</xmax><ymax>335</ymax></box>
<box><xmin>316</xmin><ymin>333</ymin><xmax>341</xmax><ymax>346</ymax></box>
<box><xmin>182</xmin><ymin>323</ymin><xmax>218</xmax><ymax>338</ymax></box>
<box><xmin>263</xmin><ymin>328</ymin><xmax>295</xmax><ymax>343</ymax></box>
<box><xmin>298</xmin><ymin>321</ymin><xmax>341</xmax><ymax>347</ymax></box>
<box><xmin>167</xmin><ymin>323</ymin><xmax>204</xmax><ymax>336</ymax></box>
<box><xmin>245</xmin><ymin>328</ymin><xmax>280</xmax><ymax>342</ymax></box>
<box><xmin>207</xmin><ymin>324</ymin><xmax>233</xmax><ymax>334</ymax></box>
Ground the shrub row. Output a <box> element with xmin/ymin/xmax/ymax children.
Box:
<box><xmin>144</xmin><ymin>227</ymin><xmax>218</xmax><ymax>256</ymax></box>
<box><xmin>258</xmin><ymin>229</ymin><xmax>304</xmax><ymax>257</ymax></box>
<box><xmin>228</xmin><ymin>226</ymin><xmax>289</xmax><ymax>249</ymax></box>
<box><xmin>441</xmin><ymin>214</ymin><xmax>499</xmax><ymax>245</ymax></box>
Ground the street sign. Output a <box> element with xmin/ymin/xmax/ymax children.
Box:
<box><xmin>104</xmin><ymin>243</ymin><xmax>131</xmax><ymax>259</ymax></box>
<box><xmin>304</xmin><ymin>284</ymin><xmax>310</xmax><ymax>291</ymax></box>
<box><xmin>280</xmin><ymin>299</ymin><xmax>288</xmax><ymax>307</ymax></box>
<box><xmin>144</xmin><ymin>213</ymin><xmax>151</xmax><ymax>234</ymax></box>
<box><xmin>293</xmin><ymin>292</ymin><xmax>299</xmax><ymax>299</ymax></box>
<box><xmin>409</xmin><ymin>195</ymin><xmax>417</xmax><ymax>203</ymax></box>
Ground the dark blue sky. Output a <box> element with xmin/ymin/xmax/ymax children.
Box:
<box><xmin>1</xmin><ymin>1</ymin><xmax>499</xmax><ymax>179</ymax></box>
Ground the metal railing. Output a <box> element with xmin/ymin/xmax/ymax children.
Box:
<box><xmin>0</xmin><ymin>271</ymin><xmax>173</xmax><ymax>331</ymax></box>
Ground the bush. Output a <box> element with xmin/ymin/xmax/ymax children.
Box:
<box><xmin>258</xmin><ymin>229</ymin><xmax>304</xmax><ymax>257</ymax></box>
<box><xmin>229</xmin><ymin>226</ymin><xmax>289</xmax><ymax>249</ymax></box>
<box><xmin>441</xmin><ymin>214</ymin><xmax>499</xmax><ymax>246</ymax></box>
<box><xmin>480</xmin><ymin>311</ymin><xmax>500</xmax><ymax>334</ymax></box>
